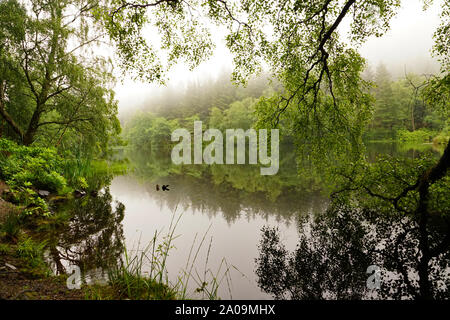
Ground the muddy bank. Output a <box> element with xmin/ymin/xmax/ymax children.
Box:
<box><xmin>0</xmin><ymin>256</ymin><xmax>84</xmax><ymax>300</ymax></box>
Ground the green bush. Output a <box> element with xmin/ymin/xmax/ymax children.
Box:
<box><xmin>62</xmin><ymin>158</ymin><xmax>125</xmax><ymax>191</ymax></box>
<box><xmin>432</xmin><ymin>126</ymin><xmax>450</xmax><ymax>145</ymax></box>
<box><xmin>0</xmin><ymin>138</ymin><xmax>67</xmax><ymax>193</ymax></box>
<box><xmin>396</xmin><ymin>128</ymin><xmax>437</xmax><ymax>143</ymax></box>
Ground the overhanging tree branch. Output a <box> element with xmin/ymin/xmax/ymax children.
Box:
<box><xmin>273</xmin><ymin>0</ymin><xmax>357</xmax><ymax>126</ymax></box>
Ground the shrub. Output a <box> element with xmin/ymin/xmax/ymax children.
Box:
<box><xmin>396</xmin><ymin>128</ymin><xmax>437</xmax><ymax>143</ymax></box>
<box><xmin>0</xmin><ymin>138</ymin><xmax>67</xmax><ymax>193</ymax></box>
<box><xmin>432</xmin><ymin>126</ymin><xmax>450</xmax><ymax>145</ymax></box>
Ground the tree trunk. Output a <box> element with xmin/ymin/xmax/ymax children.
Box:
<box><xmin>21</xmin><ymin>6</ymin><xmax>61</xmax><ymax>146</ymax></box>
<box><xmin>22</xmin><ymin>107</ymin><xmax>42</xmax><ymax>146</ymax></box>
<box><xmin>415</xmin><ymin>139</ymin><xmax>449</xmax><ymax>299</ymax></box>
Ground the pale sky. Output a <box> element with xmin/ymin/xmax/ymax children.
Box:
<box><xmin>114</xmin><ymin>0</ymin><xmax>444</xmax><ymax>115</ymax></box>
<box><xmin>357</xmin><ymin>0</ymin><xmax>442</xmax><ymax>75</ymax></box>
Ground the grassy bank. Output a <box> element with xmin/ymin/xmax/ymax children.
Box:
<box><xmin>0</xmin><ymin>139</ymin><xmax>231</xmax><ymax>300</ymax></box>
<box><xmin>0</xmin><ymin>179</ymin><xmax>180</xmax><ymax>300</ymax></box>
<box><xmin>0</xmin><ymin>139</ymin><xmax>129</xmax><ymax>300</ymax></box>
<box><xmin>84</xmin><ymin>215</ymin><xmax>233</xmax><ymax>300</ymax></box>
<box><xmin>1</xmin><ymin>175</ymin><xmax>230</xmax><ymax>300</ymax></box>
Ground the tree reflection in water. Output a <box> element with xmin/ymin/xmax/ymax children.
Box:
<box><xmin>255</xmin><ymin>203</ymin><xmax>449</xmax><ymax>300</ymax></box>
<box><xmin>45</xmin><ymin>188</ymin><xmax>125</xmax><ymax>280</ymax></box>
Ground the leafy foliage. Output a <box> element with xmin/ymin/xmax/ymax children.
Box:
<box><xmin>0</xmin><ymin>138</ymin><xmax>67</xmax><ymax>193</ymax></box>
<box><xmin>397</xmin><ymin>128</ymin><xmax>437</xmax><ymax>143</ymax></box>
<box><xmin>0</xmin><ymin>0</ymin><xmax>121</xmax><ymax>157</ymax></box>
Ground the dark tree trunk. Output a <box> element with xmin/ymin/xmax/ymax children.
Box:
<box><xmin>415</xmin><ymin>139</ymin><xmax>450</xmax><ymax>299</ymax></box>
<box><xmin>22</xmin><ymin>100</ymin><xmax>44</xmax><ymax>145</ymax></box>
<box><xmin>23</xmin><ymin>123</ymin><xmax>38</xmax><ymax>146</ymax></box>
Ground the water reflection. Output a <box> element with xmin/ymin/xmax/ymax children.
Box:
<box><xmin>255</xmin><ymin>203</ymin><xmax>449</xmax><ymax>299</ymax></box>
<box><xmin>365</xmin><ymin>141</ymin><xmax>443</xmax><ymax>162</ymax></box>
<box><xmin>125</xmin><ymin>140</ymin><xmax>330</xmax><ymax>225</ymax></box>
<box><xmin>43</xmin><ymin>141</ymin><xmax>446</xmax><ymax>299</ymax></box>
<box><xmin>45</xmin><ymin>188</ymin><xmax>125</xmax><ymax>277</ymax></box>
<box><xmin>119</xmin><ymin>172</ymin><xmax>326</xmax><ymax>226</ymax></box>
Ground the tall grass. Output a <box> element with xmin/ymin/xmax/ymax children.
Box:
<box><xmin>62</xmin><ymin>158</ymin><xmax>127</xmax><ymax>191</ymax></box>
<box><xmin>105</xmin><ymin>212</ymin><xmax>234</xmax><ymax>300</ymax></box>
<box><xmin>176</xmin><ymin>224</ymin><xmax>234</xmax><ymax>300</ymax></box>
<box><xmin>0</xmin><ymin>212</ymin><xmax>21</xmax><ymax>242</ymax></box>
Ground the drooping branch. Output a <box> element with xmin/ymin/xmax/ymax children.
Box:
<box><xmin>430</xmin><ymin>226</ymin><xmax>450</xmax><ymax>258</ymax></box>
<box><xmin>109</xmin><ymin>0</ymin><xmax>180</xmax><ymax>17</ymax></box>
<box><xmin>216</xmin><ymin>0</ymin><xmax>252</xmax><ymax>31</ymax></box>
<box><xmin>333</xmin><ymin>140</ymin><xmax>450</xmax><ymax>216</ymax></box>
<box><xmin>392</xmin><ymin>227</ymin><xmax>418</xmax><ymax>298</ymax></box>
<box><xmin>273</xmin><ymin>0</ymin><xmax>357</xmax><ymax>126</ymax></box>
<box><xmin>317</xmin><ymin>0</ymin><xmax>356</xmax><ymax>54</ymax></box>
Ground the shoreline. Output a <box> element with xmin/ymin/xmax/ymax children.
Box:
<box><xmin>0</xmin><ymin>182</ymin><xmax>85</xmax><ymax>299</ymax></box>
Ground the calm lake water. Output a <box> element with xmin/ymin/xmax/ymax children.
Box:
<box><xmin>109</xmin><ymin>174</ymin><xmax>305</xmax><ymax>299</ymax></box>
<box><xmin>48</xmin><ymin>141</ymin><xmax>445</xmax><ymax>299</ymax></box>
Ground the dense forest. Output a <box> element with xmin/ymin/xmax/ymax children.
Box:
<box><xmin>121</xmin><ymin>65</ymin><xmax>449</xmax><ymax>154</ymax></box>
<box><xmin>0</xmin><ymin>0</ymin><xmax>448</xmax><ymax>301</ymax></box>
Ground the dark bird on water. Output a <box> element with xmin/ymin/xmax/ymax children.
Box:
<box><xmin>156</xmin><ymin>184</ymin><xmax>160</xmax><ymax>191</ymax></box>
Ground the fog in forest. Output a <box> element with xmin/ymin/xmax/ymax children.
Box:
<box><xmin>115</xmin><ymin>0</ymin><xmax>443</xmax><ymax>119</ymax></box>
